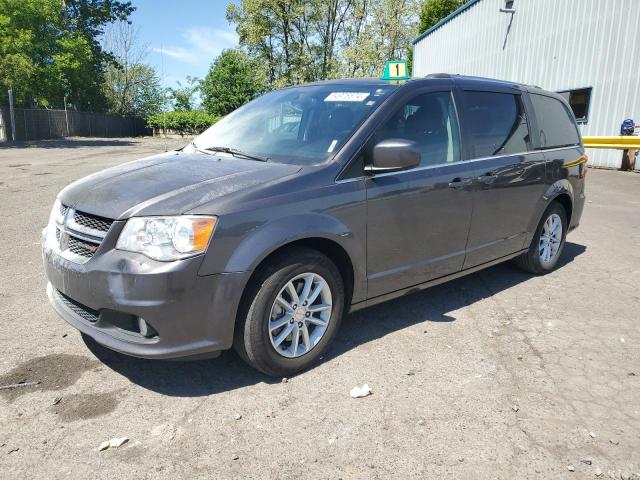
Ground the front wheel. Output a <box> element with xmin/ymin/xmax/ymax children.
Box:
<box><xmin>234</xmin><ymin>248</ymin><xmax>345</xmax><ymax>376</ymax></box>
<box><xmin>514</xmin><ymin>202</ymin><xmax>568</xmax><ymax>274</ymax></box>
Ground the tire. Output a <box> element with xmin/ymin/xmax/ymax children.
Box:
<box><xmin>514</xmin><ymin>201</ymin><xmax>568</xmax><ymax>274</ymax></box>
<box><xmin>234</xmin><ymin>247</ymin><xmax>345</xmax><ymax>376</ymax></box>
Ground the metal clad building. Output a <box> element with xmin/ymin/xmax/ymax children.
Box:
<box><xmin>412</xmin><ymin>0</ymin><xmax>640</xmax><ymax>169</ymax></box>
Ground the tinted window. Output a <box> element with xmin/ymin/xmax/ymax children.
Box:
<box><xmin>557</xmin><ymin>88</ymin><xmax>591</xmax><ymax>123</ymax></box>
<box><xmin>530</xmin><ymin>93</ymin><xmax>581</xmax><ymax>148</ymax></box>
<box><xmin>372</xmin><ymin>91</ymin><xmax>461</xmax><ymax>167</ymax></box>
<box><xmin>461</xmin><ymin>91</ymin><xmax>530</xmax><ymax>158</ymax></box>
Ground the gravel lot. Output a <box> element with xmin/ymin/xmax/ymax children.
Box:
<box><xmin>0</xmin><ymin>138</ymin><xmax>638</xmax><ymax>480</ymax></box>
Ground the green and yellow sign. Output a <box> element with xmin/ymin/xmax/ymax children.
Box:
<box><xmin>380</xmin><ymin>60</ymin><xmax>410</xmax><ymax>81</ymax></box>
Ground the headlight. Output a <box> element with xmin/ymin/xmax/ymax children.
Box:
<box><xmin>116</xmin><ymin>216</ymin><xmax>217</xmax><ymax>261</ymax></box>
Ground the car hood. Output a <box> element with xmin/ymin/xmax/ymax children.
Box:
<box><xmin>59</xmin><ymin>150</ymin><xmax>301</xmax><ymax>219</ymax></box>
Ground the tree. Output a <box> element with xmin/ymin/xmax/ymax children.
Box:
<box><xmin>168</xmin><ymin>76</ymin><xmax>200</xmax><ymax>111</ymax></box>
<box><xmin>226</xmin><ymin>0</ymin><xmax>421</xmax><ymax>87</ymax></box>
<box><xmin>408</xmin><ymin>0</ymin><xmax>463</xmax><ymax>73</ymax></box>
<box><xmin>102</xmin><ymin>21</ymin><xmax>165</xmax><ymax>116</ymax></box>
<box><xmin>340</xmin><ymin>0</ymin><xmax>420</xmax><ymax>78</ymax></box>
<box><xmin>201</xmin><ymin>49</ymin><xmax>266</xmax><ymax>116</ymax></box>
<box><xmin>0</xmin><ymin>0</ymin><xmax>134</xmax><ymax>109</ymax></box>
<box><xmin>418</xmin><ymin>0</ymin><xmax>463</xmax><ymax>33</ymax></box>
<box><xmin>226</xmin><ymin>0</ymin><xmax>318</xmax><ymax>87</ymax></box>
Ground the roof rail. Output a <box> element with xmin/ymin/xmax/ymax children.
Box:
<box><xmin>425</xmin><ymin>73</ymin><xmax>451</xmax><ymax>79</ymax></box>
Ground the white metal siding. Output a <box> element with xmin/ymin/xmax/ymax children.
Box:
<box><xmin>413</xmin><ymin>0</ymin><xmax>640</xmax><ymax>168</ymax></box>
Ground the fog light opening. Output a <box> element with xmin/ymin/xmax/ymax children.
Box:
<box><xmin>138</xmin><ymin>318</ymin><xmax>157</xmax><ymax>338</ymax></box>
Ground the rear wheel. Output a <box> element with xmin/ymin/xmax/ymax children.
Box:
<box><xmin>514</xmin><ymin>202</ymin><xmax>568</xmax><ymax>274</ymax></box>
<box><xmin>234</xmin><ymin>248</ymin><xmax>345</xmax><ymax>376</ymax></box>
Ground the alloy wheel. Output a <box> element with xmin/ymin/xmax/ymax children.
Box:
<box><xmin>539</xmin><ymin>213</ymin><xmax>563</xmax><ymax>265</ymax></box>
<box><xmin>268</xmin><ymin>272</ymin><xmax>333</xmax><ymax>358</ymax></box>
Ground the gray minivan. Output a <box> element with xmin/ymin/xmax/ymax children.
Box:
<box><xmin>42</xmin><ymin>75</ymin><xmax>587</xmax><ymax>375</ymax></box>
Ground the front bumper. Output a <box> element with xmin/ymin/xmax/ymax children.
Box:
<box><xmin>43</xmin><ymin>235</ymin><xmax>250</xmax><ymax>359</ymax></box>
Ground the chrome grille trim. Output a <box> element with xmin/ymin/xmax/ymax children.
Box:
<box><xmin>72</xmin><ymin>211</ymin><xmax>112</xmax><ymax>233</ymax></box>
<box><xmin>66</xmin><ymin>208</ymin><xmax>112</xmax><ymax>240</ymax></box>
<box><xmin>54</xmin><ymin>205</ymin><xmax>114</xmax><ymax>264</ymax></box>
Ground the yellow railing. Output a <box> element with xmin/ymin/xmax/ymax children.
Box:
<box><xmin>583</xmin><ymin>136</ymin><xmax>640</xmax><ymax>150</ymax></box>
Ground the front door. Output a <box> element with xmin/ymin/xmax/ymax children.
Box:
<box><xmin>365</xmin><ymin>89</ymin><xmax>476</xmax><ymax>298</ymax></box>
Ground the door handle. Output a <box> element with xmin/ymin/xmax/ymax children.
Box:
<box><xmin>476</xmin><ymin>174</ymin><xmax>498</xmax><ymax>184</ymax></box>
<box><xmin>448</xmin><ymin>177</ymin><xmax>472</xmax><ymax>189</ymax></box>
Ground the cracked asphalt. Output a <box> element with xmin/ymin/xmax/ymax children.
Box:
<box><xmin>0</xmin><ymin>138</ymin><xmax>638</xmax><ymax>479</ymax></box>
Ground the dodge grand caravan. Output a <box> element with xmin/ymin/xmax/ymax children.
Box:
<box><xmin>42</xmin><ymin>75</ymin><xmax>587</xmax><ymax>376</ymax></box>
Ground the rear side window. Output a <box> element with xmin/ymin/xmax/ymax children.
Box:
<box><xmin>530</xmin><ymin>93</ymin><xmax>581</xmax><ymax>148</ymax></box>
<box><xmin>461</xmin><ymin>91</ymin><xmax>530</xmax><ymax>158</ymax></box>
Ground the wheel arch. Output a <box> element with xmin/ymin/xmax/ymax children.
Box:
<box><xmin>240</xmin><ymin>237</ymin><xmax>355</xmax><ymax>311</ymax></box>
<box><xmin>551</xmin><ymin>192</ymin><xmax>573</xmax><ymax>225</ymax></box>
<box><xmin>222</xmin><ymin>211</ymin><xmax>365</xmax><ymax>305</ymax></box>
<box><xmin>522</xmin><ymin>180</ymin><xmax>574</xmax><ymax>248</ymax></box>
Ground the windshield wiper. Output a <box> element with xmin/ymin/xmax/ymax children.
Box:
<box><xmin>199</xmin><ymin>145</ymin><xmax>269</xmax><ymax>162</ymax></box>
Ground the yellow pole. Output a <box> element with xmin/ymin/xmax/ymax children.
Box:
<box><xmin>582</xmin><ymin>136</ymin><xmax>640</xmax><ymax>149</ymax></box>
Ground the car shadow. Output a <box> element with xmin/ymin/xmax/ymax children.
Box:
<box><xmin>330</xmin><ymin>241</ymin><xmax>586</xmax><ymax>359</ymax></box>
<box><xmin>84</xmin><ymin>242</ymin><xmax>586</xmax><ymax>397</ymax></box>
<box><xmin>0</xmin><ymin>138</ymin><xmax>140</xmax><ymax>149</ymax></box>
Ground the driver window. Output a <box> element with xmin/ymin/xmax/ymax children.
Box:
<box><xmin>373</xmin><ymin>91</ymin><xmax>461</xmax><ymax>167</ymax></box>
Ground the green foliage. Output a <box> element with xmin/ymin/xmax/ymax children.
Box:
<box><xmin>418</xmin><ymin>0</ymin><xmax>463</xmax><ymax>33</ymax></box>
<box><xmin>227</xmin><ymin>0</ymin><xmax>421</xmax><ymax>87</ymax></box>
<box><xmin>146</xmin><ymin>110</ymin><xmax>219</xmax><ymax>135</ymax></box>
<box><xmin>0</xmin><ymin>0</ymin><xmax>134</xmax><ymax>110</ymax></box>
<box><xmin>201</xmin><ymin>49</ymin><xmax>266</xmax><ymax>116</ymax></box>
<box><xmin>168</xmin><ymin>76</ymin><xmax>201</xmax><ymax>112</ymax></box>
<box><xmin>104</xmin><ymin>63</ymin><xmax>165</xmax><ymax>117</ymax></box>
<box><xmin>339</xmin><ymin>0</ymin><xmax>420</xmax><ymax>78</ymax></box>
<box><xmin>102</xmin><ymin>22</ymin><xmax>166</xmax><ymax>117</ymax></box>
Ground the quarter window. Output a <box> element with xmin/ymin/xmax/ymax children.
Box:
<box><xmin>557</xmin><ymin>87</ymin><xmax>591</xmax><ymax>123</ymax></box>
<box><xmin>371</xmin><ymin>91</ymin><xmax>461</xmax><ymax>167</ymax></box>
<box><xmin>530</xmin><ymin>93</ymin><xmax>581</xmax><ymax>148</ymax></box>
<box><xmin>461</xmin><ymin>91</ymin><xmax>530</xmax><ymax>158</ymax></box>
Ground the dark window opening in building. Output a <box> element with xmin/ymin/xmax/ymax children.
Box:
<box><xmin>557</xmin><ymin>88</ymin><xmax>592</xmax><ymax>124</ymax></box>
<box><xmin>505</xmin><ymin>1</ymin><xmax>515</xmax><ymax>9</ymax></box>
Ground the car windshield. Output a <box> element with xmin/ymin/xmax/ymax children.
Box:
<box><xmin>192</xmin><ymin>84</ymin><xmax>395</xmax><ymax>165</ymax></box>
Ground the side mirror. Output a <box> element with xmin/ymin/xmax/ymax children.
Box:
<box><xmin>365</xmin><ymin>138</ymin><xmax>421</xmax><ymax>173</ymax></box>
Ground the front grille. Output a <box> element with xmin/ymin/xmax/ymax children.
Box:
<box><xmin>55</xmin><ymin>290</ymin><xmax>99</xmax><ymax>323</ymax></box>
<box><xmin>55</xmin><ymin>205</ymin><xmax>113</xmax><ymax>263</ymax></box>
<box><xmin>73</xmin><ymin>211</ymin><xmax>113</xmax><ymax>233</ymax></box>
<box><xmin>67</xmin><ymin>236</ymin><xmax>99</xmax><ymax>258</ymax></box>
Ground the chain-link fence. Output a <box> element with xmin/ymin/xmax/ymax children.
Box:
<box><xmin>0</xmin><ymin>107</ymin><xmax>149</xmax><ymax>142</ymax></box>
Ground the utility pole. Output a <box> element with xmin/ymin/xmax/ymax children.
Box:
<box><xmin>63</xmin><ymin>94</ymin><xmax>70</xmax><ymax>137</ymax></box>
<box><xmin>8</xmin><ymin>88</ymin><xmax>16</xmax><ymax>141</ymax></box>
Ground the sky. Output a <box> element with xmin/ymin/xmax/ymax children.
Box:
<box><xmin>129</xmin><ymin>0</ymin><xmax>239</xmax><ymax>88</ymax></box>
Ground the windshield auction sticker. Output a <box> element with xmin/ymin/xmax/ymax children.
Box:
<box><xmin>324</xmin><ymin>92</ymin><xmax>370</xmax><ymax>102</ymax></box>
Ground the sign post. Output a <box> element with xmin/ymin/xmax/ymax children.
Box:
<box><xmin>63</xmin><ymin>94</ymin><xmax>70</xmax><ymax>137</ymax></box>
<box><xmin>8</xmin><ymin>88</ymin><xmax>16</xmax><ymax>141</ymax></box>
